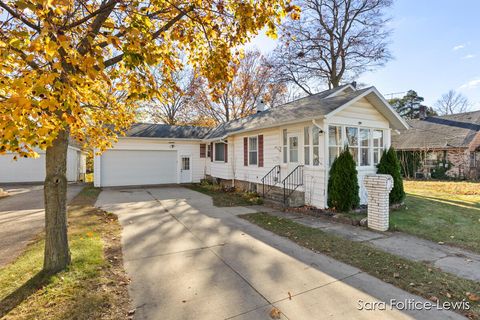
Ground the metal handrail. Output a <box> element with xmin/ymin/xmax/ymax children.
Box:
<box><xmin>261</xmin><ymin>165</ymin><xmax>281</xmax><ymax>197</ymax></box>
<box><xmin>282</xmin><ymin>165</ymin><xmax>304</xmax><ymax>205</ymax></box>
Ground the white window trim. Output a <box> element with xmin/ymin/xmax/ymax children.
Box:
<box><xmin>247</xmin><ymin>135</ymin><xmax>259</xmax><ymax>166</ymax></box>
<box><xmin>304</xmin><ymin>126</ymin><xmax>311</xmax><ymax>167</ymax></box>
<box><xmin>328</xmin><ymin>124</ymin><xmax>386</xmax><ymax>168</ymax></box>
<box><xmin>282</xmin><ymin>129</ymin><xmax>288</xmax><ymax>165</ymax></box>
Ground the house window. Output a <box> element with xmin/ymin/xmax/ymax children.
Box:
<box><xmin>249</xmin><ymin>136</ymin><xmax>258</xmax><ymax>165</ymax></box>
<box><xmin>360</xmin><ymin>128</ymin><xmax>370</xmax><ymax>166</ymax></box>
<box><xmin>214</xmin><ymin>143</ymin><xmax>225</xmax><ymax>161</ymax></box>
<box><xmin>372</xmin><ymin>130</ymin><xmax>384</xmax><ymax>165</ymax></box>
<box><xmin>283</xmin><ymin>129</ymin><xmax>288</xmax><ymax>163</ymax></box>
<box><xmin>328</xmin><ymin>125</ymin><xmax>342</xmax><ymax>165</ymax></box>
<box><xmin>207</xmin><ymin>144</ymin><xmax>211</xmax><ymax>158</ymax></box>
<box><xmin>289</xmin><ymin>136</ymin><xmax>299</xmax><ymax>162</ymax></box>
<box><xmin>346</xmin><ymin>127</ymin><xmax>359</xmax><ymax>165</ymax></box>
<box><xmin>312</xmin><ymin>126</ymin><xmax>320</xmax><ymax>166</ymax></box>
<box><xmin>304</xmin><ymin>126</ymin><xmax>310</xmax><ymax>165</ymax></box>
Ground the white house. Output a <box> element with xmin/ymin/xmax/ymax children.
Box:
<box><xmin>0</xmin><ymin>144</ymin><xmax>87</xmax><ymax>183</ymax></box>
<box><xmin>94</xmin><ymin>84</ymin><xmax>408</xmax><ymax>208</ymax></box>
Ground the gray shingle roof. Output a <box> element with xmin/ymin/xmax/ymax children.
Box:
<box><xmin>125</xmin><ymin>123</ymin><xmax>211</xmax><ymax>139</ymax></box>
<box><xmin>391</xmin><ymin>110</ymin><xmax>480</xmax><ymax>150</ymax></box>
<box><xmin>205</xmin><ymin>86</ymin><xmax>371</xmax><ymax>139</ymax></box>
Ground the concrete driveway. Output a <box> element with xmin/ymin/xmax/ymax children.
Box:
<box><xmin>96</xmin><ymin>187</ymin><xmax>464</xmax><ymax>320</ymax></box>
<box><xmin>0</xmin><ymin>184</ymin><xmax>84</xmax><ymax>267</ymax></box>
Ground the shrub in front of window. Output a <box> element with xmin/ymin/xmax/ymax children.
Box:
<box><xmin>377</xmin><ymin>147</ymin><xmax>405</xmax><ymax>204</ymax></box>
<box><xmin>327</xmin><ymin>146</ymin><xmax>360</xmax><ymax>212</ymax></box>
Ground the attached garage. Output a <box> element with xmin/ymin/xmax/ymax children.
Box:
<box><xmin>100</xmin><ymin>150</ymin><xmax>178</xmax><ymax>187</ymax></box>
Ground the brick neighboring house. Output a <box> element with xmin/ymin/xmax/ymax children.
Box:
<box><xmin>391</xmin><ymin>110</ymin><xmax>480</xmax><ymax>179</ymax></box>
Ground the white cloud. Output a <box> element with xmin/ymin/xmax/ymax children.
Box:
<box><xmin>453</xmin><ymin>44</ymin><xmax>465</xmax><ymax>51</ymax></box>
<box><xmin>459</xmin><ymin>78</ymin><xmax>480</xmax><ymax>90</ymax></box>
<box><xmin>462</xmin><ymin>54</ymin><xmax>476</xmax><ymax>59</ymax></box>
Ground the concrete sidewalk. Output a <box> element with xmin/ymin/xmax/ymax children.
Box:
<box><xmin>96</xmin><ymin>187</ymin><xmax>465</xmax><ymax>320</ymax></box>
<box><xmin>268</xmin><ymin>211</ymin><xmax>480</xmax><ymax>282</ymax></box>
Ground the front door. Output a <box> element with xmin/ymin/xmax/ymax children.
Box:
<box><xmin>180</xmin><ymin>156</ymin><xmax>192</xmax><ymax>183</ymax></box>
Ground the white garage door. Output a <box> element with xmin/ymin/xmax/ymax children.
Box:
<box><xmin>101</xmin><ymin>150</ymin><xmax>177</xmax><ymax>186</ymax></box>
<box><xmin>0</xmin><ymin>154</ymin><xmax>46</xmax><ymax>183</ymax></box>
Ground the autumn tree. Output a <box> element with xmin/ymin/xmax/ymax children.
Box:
<box><xmin>191</xmin><ymin>49</ymin><xmax>289</xmax><ymax>124</ymax></box>
<box><xmin>435</xmin><ymin>90</ymin><xmax>471</xmax><ymax>115</ymax></box>
<box><xmin>272</xmin><ymin>0</ymin><xmax>392</xmax><ymax>93</ymax></box>
<box><xmin>0</xmin><ymin>0</ymin><xmax>298</xmax><ymax>273</ymax></box>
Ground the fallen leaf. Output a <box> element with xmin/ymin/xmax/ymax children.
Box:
<box><xmin>128</xmin><ymin>309</ymin><xmax>135</xmax><ymax>315</ymax></box>
<box><xmin>429</xmin><ymin>296</ymin><xmax>439</xmax><ymax>302</ymax></box>
<box><xmin>393</xmin><ymin>272</ymin><xmax>400</xmax><ymax>278</ymax></box>
<box><xmin>467</xmin><ymin>293</ymin><xmax>480</xmax><ymax>302</ymax></box>
<box><xmin>288</xmin><ymin>292</ymin><xmax>292</xmax><ymax>300</ymax></box>
<box><xmin>269</xmin><ymin>307</ymin><xmax>282</xmax><ymax>319</ymax></box>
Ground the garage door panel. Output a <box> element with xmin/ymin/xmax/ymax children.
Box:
<box><xmin>101</xmin><ymin>150</ymin><xmax>177</xmax><ymax>186</ymax></box>
<box><xmin>0</xmin><ymin>154</ymin><xmax>46</xmax><ymax>183</ymax></box>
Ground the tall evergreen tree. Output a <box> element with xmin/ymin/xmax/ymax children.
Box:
<box><xmin>388</xmin><ymin>90</ymin><xmax>436</xmax><ymax>119</ymax></box>
<box><xmin>328</xmin><ymin>147</ymin><xmax>360</xmax><ymax>212</ymax></box>
<box><xmin>377</xmin><ymin>147</ymin><xmax>405</xmax><ymax>204</ymax></box>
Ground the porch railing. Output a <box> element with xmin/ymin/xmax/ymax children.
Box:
<box><xmin>261</xmin><ymin>165</ymin><xmax>281</xmax><ymax>197</ymax></box>
<box><xmin>282</xmin><ymin>165</ymin><xmax>304</xmax><ymax>205</ymax></box>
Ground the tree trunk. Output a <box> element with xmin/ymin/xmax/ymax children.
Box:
<box><xmin>43</xmin><ymin>129</ymin><xmax>71</xmax><ymax>274</ymax></box>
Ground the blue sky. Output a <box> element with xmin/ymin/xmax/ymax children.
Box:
<box><xmin>248</xmin><ymin>0</ymin><xmax>480</xmax><ymax>110</ymax></box>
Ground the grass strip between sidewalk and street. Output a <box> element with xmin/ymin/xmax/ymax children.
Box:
<box><xmin>0</xmin><ymin>185</ymin><xmax>130</xmax><ymax>319</ymax></box>
<box><xmin>241</xmin><ymin>212</ymin><xmax>480</xmax><ymax>319</ymax></box>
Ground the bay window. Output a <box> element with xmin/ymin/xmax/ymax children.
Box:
<box><xmin>289</xmin><ymin>136</ymin><xmax>299</xmax><ymax>162</ymax></box>
<box><xmin>249</xmin><ymin>136</ymin><xmax>258</xmax><ymax>165</ymax></box>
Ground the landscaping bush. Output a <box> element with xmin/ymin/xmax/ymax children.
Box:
<box><xmin>377</xmin><ymin>147</ymin><xmax>405</xmax><ymax>204</ymax></box>
<box><xmin>327</xmin><ymin>147</ymin><xmax>359</xmax><ymax>212</ymax></box>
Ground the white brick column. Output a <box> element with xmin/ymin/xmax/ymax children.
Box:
<box><xmin>363</xmin><ymin>174</ymin><xmax>394</xmax><ymax>232</ymax></box>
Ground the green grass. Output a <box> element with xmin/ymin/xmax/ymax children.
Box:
<box><xmin>242</xmin><ymin>212</ymin><xmax>480</xmax><ymax>319</ymax></box>
<box><xmin>187</xmin><ymin>183</ymin><xmax>263</xmax><ymax>207</ymax></box>
<box><xmin>0</xmin><ymin>185</ymin><xmax>130</xmax><ymax>319</ymax></box>
<box><xmin>390</xmin><ymin>180</ymin><xmax>480</xmax><ymax>253</ymax></box>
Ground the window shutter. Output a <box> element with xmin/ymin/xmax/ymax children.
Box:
<box><xmin>210</xmin><ymin>142</ymin><xmax>213</xmax><ymax>162</ymax></box>
<box><xmin>200</xmin><ymin>144</ymin><xmax>206</xmax><ymax>158</ymax></box>
<box><xmin>258</xmin><ymin>135</ymin><xmax>264</xmax><ymax>167</ymax></box>
<box><xmin>224</xmin><ymin>143</ymin><xmax>228</xmax><ymax>163</ymax></box>
<box><xmin>243</xmin><ymin>137</ymin><xmax>248</xmax><ymax>166</ymax></box>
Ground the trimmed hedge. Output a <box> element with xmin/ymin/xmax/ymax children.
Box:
<box><xmin>327</xmin><ymin>147</ymin><xmax>359</xmax><ymax>212</ymax></box>
<box><xmin>377</xmin><ymin>147</ymin><xmax>405</xmax><ymax>204</ymax></box>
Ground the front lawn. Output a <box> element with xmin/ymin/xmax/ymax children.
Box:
<box><xmin>187</xmin><ymin>182</ymin><xmax>263</xmax><ymax>207</ymax></box>
<box><xmin>391</xmin><ymin>180</ymin><xmax>480</xmax><ymax>253</ymax></box>
<box><xmin>242</xmin><ymin>212</ymin><xmax>480</xmax><ymax>319</ymax></box>
<box><xmin>0</xmin><ymin>186</ymin><xmax>130</xmax><ymax>319</ymax></box>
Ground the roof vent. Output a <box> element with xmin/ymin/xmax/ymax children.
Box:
<box><xmin>257</xmin><ymin>99</ymin><xmax>266</xmax><ymax>113</ymax></box>
<box><xmin>351</xmin><ymin>81</ymin><xmax>357</xmax><ymax>89</ymax></box>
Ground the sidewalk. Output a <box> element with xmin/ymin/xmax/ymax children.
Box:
<box><xmin>265</xmin><ymin>209</ymin><xmax>480</xmax><ymax>283</ymax></box>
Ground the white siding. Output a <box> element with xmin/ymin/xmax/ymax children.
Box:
<box><xmin>326</xmin><ymin>98</ymin><xmax>392</xmax><ymax>205</ymax></box>
<box><xmin>209</xmin><ymin>138</ymin><xmax>234</xmax><ymax>180</ymax></box>
<box><xmin>0</xmin><ymin>147</ymin><xmax>84</xmax><ymax>183</ymax></box>
<box><xmin>94</xmin><ymin>138</ymin><xmax>207</xmax><ymax>187</ymax></box>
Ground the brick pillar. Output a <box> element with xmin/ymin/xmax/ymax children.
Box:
<box><xmin>363</xmin><ymin>174</ymin><xmax>394</xmax><ymax>232</ymax></box>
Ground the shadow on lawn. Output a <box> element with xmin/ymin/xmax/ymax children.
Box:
<box><xmin>0</xmin><ymin>271</ymin><xmax>52</xmax><ymax>318</ymax></box>
<box><xmin>406</xmin><ymin>193</ymin><xmax>480</xmax><ymax>211</ymax></box>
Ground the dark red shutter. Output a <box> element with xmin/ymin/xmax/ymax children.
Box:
<box><xmin>243</xmin><ymin>137</ymin><xmax>248</xmax><ymax>166</ymax></box>
<box><xmin>200</xmin><ymin>144</ymin><xmax>206</xmax><ymax>158</ymax></box>
<box><xmin>258</xmin><ymin>135</ymin><xmax>264</xmax><ymax>167</ymax></box>
<box><xmin>224</xmin><ymin>143</ymin><xmax>228</xmax><ymax>163</ymax></box>
<box><xmin>210</xmin><ymin>142</ymin><xmax>213</xmax><ymax>162</ymax></box>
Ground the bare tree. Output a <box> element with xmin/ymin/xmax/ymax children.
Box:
<box><xmin>140</xmin><ymin>67</ymin><xmax>197</xmax><ymax>125</ymax></box>
<box><xmin>272</xmin><ymin>0</ymin><xmax>392</xmax><ymax>92</ymax></box>
<box><xmin>191</xmin><ymin>50</ymin><xmax>288</xmax><ymax>123</ymax></box>
<box><xmin>435</xmin><ymin>90</ymin><xmax>471</xmax><ymax>115</ymax></box>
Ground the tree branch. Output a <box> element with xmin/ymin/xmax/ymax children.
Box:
<box><xmin>0</xmin><ymin>0</ymin><xmax>40</xmax><ymax>31</ymax></box>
